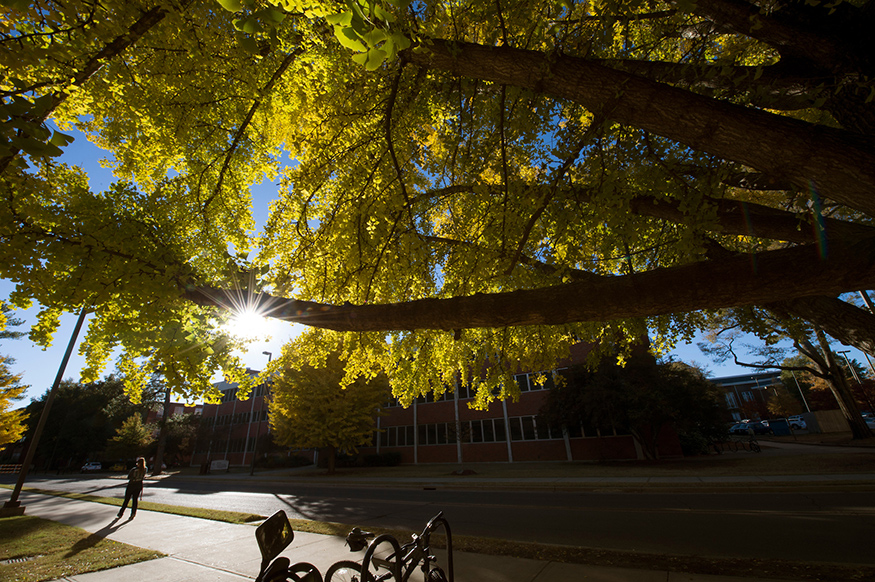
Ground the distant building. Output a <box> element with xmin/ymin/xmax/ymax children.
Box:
<box><xmin>195</xmin><ymin>346</ymin><xmax>691</xmax><ymax>467</ymax></box>
<box><xmin>710</xmin><ymin>371</ymin><xmax>783</xmax><ymax>422</ymax></box>
<box><xmin>190</xmin><ymin>371</ymin><xmax>280</xmax><ymax>468</ymax></box>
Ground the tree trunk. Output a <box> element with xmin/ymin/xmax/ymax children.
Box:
<box><xmin>326</xmin><ymin>446</ymin><xmax>337</xmax><ymax>475</ymax></box>
<box><xmin>813</xmin><ymin>330</ymin><xmax>872</xmax><ymax>439</ymax></box>
<box><xmin>405</xmin><ymin>39</ymin><xmax>875</xmax><ymax>216</ymax></box>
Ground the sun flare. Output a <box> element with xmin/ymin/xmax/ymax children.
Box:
<box><xmin>225</xmin><ymin>308</ymin><xmax>273</xmax><ymax>341</ymax></box>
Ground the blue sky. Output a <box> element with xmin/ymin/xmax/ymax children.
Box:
<box><xmin>2</xmin><ymin>130</ymin><xmax>862</xmax><ymax>404</ymax></box>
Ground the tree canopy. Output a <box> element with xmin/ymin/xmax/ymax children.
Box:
<box><xmin>269</xmin><ymin>347</ymin><xmax>389</xmax><ymax>472</ymax></box>
<box><xmin>2</xmin><ymin>0</ymin><xmax>875</xmax><ymax>405</ymax></box>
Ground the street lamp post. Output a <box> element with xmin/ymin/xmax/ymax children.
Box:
<box><xmin>790</xmin><ymin>371</ymin><xmax>812</xmax><ymax>413</ymax></box>
<box><xmin>836</xmin><ymin>350</ymin><xmax>862</xmax><ymax>384</ymax></box>
<box><xmin>1</xmin><ymin>308</ymin><xmax>88</xmax><ymax>517</ymax></box>
<box><xmin>249</xmin><ymin>351</ymin><xmax>272</xmax><ymax>476</ymax></box>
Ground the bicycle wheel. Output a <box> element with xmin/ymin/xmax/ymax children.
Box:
<box><xmin>324</xmin><ymin>559</ymin><xmax>396</xmax><ymax>582</ymax></box>
<box><xmin>288</xmin><ymin>562</ymin><xmax>323</xmax><ymax>582</ymax></box>
<box><xmin>325</xmin><ymin>560</ymin><xmax>366</xmax><ymax>582</ymax></box>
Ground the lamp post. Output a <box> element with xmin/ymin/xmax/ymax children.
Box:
<box><xmin>836</xmin><ymin>350</ymin><xmax>862</xmax><ymax>384</ymax></box>
<box><xmin>249</xmin><ymin>351</ymin><xmax>272</xmax><ymax>476</ymax></box>
<box><xmin>838</xmin><ymin>349</ymin><xmax>874</xmax><ymax>413</ymax></box>
<box><xmin>790</xmin><ymin>371</ymin><xmax>812</xmax><ymax>413</ymax></box>
<box><xmin>1</xmin><ymin>308</ymin><xmax>88</xmax><ymax>517</ymax></box>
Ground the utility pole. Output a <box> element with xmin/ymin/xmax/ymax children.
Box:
<box><xmin>1</xmin><ymin>308</ymin><xmax>87</xmax><ymax>517</ymax></box>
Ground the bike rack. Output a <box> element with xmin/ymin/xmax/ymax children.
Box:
<box><xmin>361</xmin><ymin>534</ymin><xmax>403</xmax><ymax>582</ymax></box>
<box><xmin>426</xmin><ymin>514</ymin><xmax>455</xmax><ymax>582</ymax></box>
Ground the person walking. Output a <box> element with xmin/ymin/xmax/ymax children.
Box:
<box><xmin>117</xmin><ymin>457</ymin><xmax>147</xmax><ymax>519</ymax></box>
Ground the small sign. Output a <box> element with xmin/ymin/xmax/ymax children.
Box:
<box><xmin>210</xmin><ymin>460</ymin><xmax>229</xmax><ymax>472</ymax></box>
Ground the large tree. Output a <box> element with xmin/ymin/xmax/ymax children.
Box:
<box><xmin>2</xmin><ymin>0</ymin><xmax>875</xmax><ymax>404</ymax></box>
<box><xmin>269</xmin><ymin>345</ymin><xmax>389</xmax><ymax>473</ymax></box>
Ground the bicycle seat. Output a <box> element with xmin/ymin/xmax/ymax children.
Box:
<box><xmin>345</xmin><ymin>527</ymin><xmax>375</xmax><ymax>551</ymax></box>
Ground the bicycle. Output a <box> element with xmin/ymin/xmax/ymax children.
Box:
<box><xmin>324</xmin><ymin>511</ymin><xmax>454</xmax><ymax>582</ymax></box>
<box><xmin>255</xmin><ymin>510</ymin><xmax>323</xmax><ymax>582</ymax></box>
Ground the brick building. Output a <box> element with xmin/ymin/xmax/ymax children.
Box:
<box><xmin>710</xmin><ymin>371</ymin><xmax>782</xmax><ymax>422</ymax></box>
<box><xmin>191</xmin><ymin>345</ymin><xmax>686</xmax><ymax>467</ymax></box>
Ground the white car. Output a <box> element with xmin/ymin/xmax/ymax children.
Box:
<box><xmin>787</xmin><ymin>416</ymin><xmax>807</xmax><ymax>430</ymax></box>
<box><xmin>80</xmin><ymin>461</ymin><xmax>102</xmax><ymax>473</ymax></box>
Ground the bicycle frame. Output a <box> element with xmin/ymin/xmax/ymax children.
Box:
<box><xmin>360</xmin><ymin>512</ymin><xmax>454</xmax><ymax>582</ymax></box>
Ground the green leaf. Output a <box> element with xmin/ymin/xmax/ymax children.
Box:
<box><xmin>239</xmin><ymin>35</ymin><xmax>260</xmax><ymax>54</ymax></box>
<box><xmin>262</xmin><ymin>8</ymin><xmax>287</xmax><ymax>23</ymax></box>
<box><xmin>336</xmin><ymin>26</ymin><xmax>367</xmax><ymax>52</ymax></box>
<box><xmin>234</xmin><ymin>17</ymin><xmax>264</xmax><ymax>34</ymax></box>
<box><xmin>49</xmin><ymin>131</ymin><xmax>75</xmax><ymax>147</ymax></box>
<box><xmin>325</xmin><ymin>11</ymin><xmax>353</xmax><ymax>25</ymax></box>
<box><xmin>216</xmin><ymin>0</ymin><xmax>244</xmax><ymax>12</ymax></box>
<box><xmin>373</xmin><ymin>5</ymin><xmax>395</xmax><ymax>23</ymax></box>
<box><xmin>365</xmin><ymin>48</ymin><xmax>387</xmax><ymax>70</ymax></box>
<box><xmin>362</xmin><ymin>29</ymin><xmax>388</xmax><ymax>47</ymax></box>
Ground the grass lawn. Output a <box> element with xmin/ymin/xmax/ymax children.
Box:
<box><xmin>0</xmin><ymin>515</ymin><xmax>162</xmax><ymax>582</ymax></box>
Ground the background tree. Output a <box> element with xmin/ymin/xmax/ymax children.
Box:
<box><xmin>0</xmin><ymin>355</ymin><xmax>28</xmax><ymax>449</ymax></box>
<box><xmin>2</xmin><ymin>0</ymin><xmax>875</xmax><ymax>410</ymax></box>
<box><xmin>1</xmin><ymin>303</ymin><xmax>28</xmax><ymax>450</ymax></box>
<box><xmin>700</xmin><ymin>308</ymin><xmax>873</xmax><ymax>438</ymax></box>
<box><xmin>106</xmin><ymin>413</ymin><xmax>154</xmax><ymax>462</ymax></box>
<box><xmin>20</xmin><ymin>375</ymin><xmax>150</xmax><ymax>470</ymax></box>
<box><xmin>155</xmin><ymin>412</ymin><xmax>200</xmax><ymax>468</ymax></box>
<box><xmin>767</xmin><ymin>388</ymin><xmax>802</xmax><ymax>418</ymax></box>
<box><xmin>540</xmin><ymin>353</ymin><xmax>727</xmax><ymax>458</ymax></box>
<box><xmin>270</xmin><ymin>346</ymin><xmax>390</xmax><ymax>473</ymax></box>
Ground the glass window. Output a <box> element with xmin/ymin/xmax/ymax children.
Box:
<box><xmin>516</xmin><ymin>374</ymin><xmax>530</xmax><ymax>392</ymax></box>
<box><xmin>566</xmin><ymin>423</ymin><xmax>582</xmax><ymax>438</ymax></box>
<box><xmin>436</xmin><ymin>423</ymin><xmax>447</xmax><ymax>445</ymax></box>
<box><xmin>521</xmin><ymin>416</ymin><xmax>536</xmax><ymax>440</ymax></box>
<box><xmin>471</xmin><ymin>420</ymin><xmax>483</xmax><ymax>443</ymax></box>
<box><xmin>405</xmin><ymin>426</ymin><xmax>414</xmax><ymax>446</ymax></box>
<box><xmin>494</xmin><ymin>419</ymin><xmax>507</xmax><ymax>442</ymax></box>
<box><xmin>509</xmin><ymin>417</ymin><xmax>523</xmax><ymax>441</ymax></box>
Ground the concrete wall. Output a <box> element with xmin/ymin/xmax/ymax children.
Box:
<box><xmin>813</xmin><ymin>409</ymin><xmax>850</xmax><ymax>433</ymax></box>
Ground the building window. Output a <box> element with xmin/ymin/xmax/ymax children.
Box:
<box><xmin>725</xmin><ymin>393</ymin><xmax>738</xmax><ymax>408</ymax></box>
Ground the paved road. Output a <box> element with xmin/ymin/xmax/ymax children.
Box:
<box><xmin>7</xmin><ymin>473</ymin><xmax>875</xmax><ymax>566</ymax></box>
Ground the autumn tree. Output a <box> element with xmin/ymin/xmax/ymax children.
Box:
<box><xmin>107</xmin><ymin>414</ymin><xmax>155</xmax><ymax>461</ymax></box>
<box><xmin>270</xmin><ymin>343</ymin><xmax>389</xmax><ymax>473</ymax></box>
<box><xmin>2</xmin><ymin>0</ymin><xmax>875</xmax><ymax>410</ymax></box>
<box><xmin>0</xmin><ymin>355</ymin><xmax>28</xmax><ymax>449</ymax></box>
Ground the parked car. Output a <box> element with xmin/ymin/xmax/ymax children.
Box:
<box><xmin>865</xmin><ymin>417</ymin><xmax>875</xmax><ymax>430</ymax></box>
<box><xmin>80</xmin><ymin>461</ymin><xmax>102</xmax><ymax>473</ymax></box>
<box><xmin>787</xmin><ymin>415</ymin><xmax>807</xmax><ymax>430</ymax></box>
<box><xmin>729</xmin><ymin>422</ymin><xmax>770</xmax><ymax>436</ymax></box>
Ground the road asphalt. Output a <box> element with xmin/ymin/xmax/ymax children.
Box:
<box><xmin>7</xmin><ymin>473</ymin><xmax>871</xmax><ymax>582</ymax></box>
<box><xmin>3</xmin><ymin>438</ymin><xmax>873</xmax><ymax>581</ymax></box>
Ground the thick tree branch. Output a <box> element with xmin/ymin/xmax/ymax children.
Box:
<box><xmin>405</xmin><ymin>39</ymin><xmax>875</xmax><ymax>217</ymax></box>
<box><xmin>769</xmin><ymin>295</ymin><xmax>875</xmax><ymax>355</ymax></box>
<box><xmin>676</xmin><ymin>0</ymin><xmax>856</xmax><ymax>75</ymax></box>
<box><xmin>185</xmin><ymin>237</ymin><xmax>875</xmax><ymax>333</ymax></box>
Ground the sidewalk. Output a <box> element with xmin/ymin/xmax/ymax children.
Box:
<box><xmin>8</xmin><ymin>490</ymin><xmax>792</xmax><ymax>582</ymax></box>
